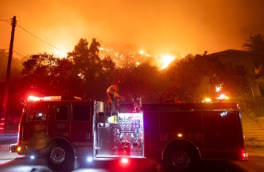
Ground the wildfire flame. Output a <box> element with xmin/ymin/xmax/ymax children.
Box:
<box><xmin>55</xmin><ymin>45</ymin><xmax>176</xmax><ymax>70</ymax></box>
<box><xmin>160</xmin><ymin>54</ymin><xmax>175</xmax><ymax>70</ymax></box>
<box><xmin>53</xmin><ymin>48</ymin><xmax>67</xmax><ymax>58</ymax></box>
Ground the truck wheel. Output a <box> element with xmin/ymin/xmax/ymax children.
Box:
<box><xmin>164</xmin><ymin>145</ymin><xmax>199</xmax><ymax>172</ymax></box>
<box><xmin>44</xmin><ymin>142</ymin><xmax>74</xmax><ymax>171</ymax></box>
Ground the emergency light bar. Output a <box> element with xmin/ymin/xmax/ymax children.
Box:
<box><xmin>27</xmin><ymin>96</ymin><xmax>61</xmax><ymax>102</ymax></box>
<box><xmin>27</xmin><ymin>95</ymin><xmax>82</xmax><ymax>102</ymax></box>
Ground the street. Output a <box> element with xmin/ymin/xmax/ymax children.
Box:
<box><xmin>1</xmin><ymin>135</ymin><xmax>264</xmax><ymax>172</ymax></box>
<box><xmin>0</xmin><ymin>156</ymin><xmax>158</xmax><ymax>172</ymax></box>
<box><xmin>1</xmin><ymin>154</ymin><xmax>264</xmax><ymax>172</ymax></box>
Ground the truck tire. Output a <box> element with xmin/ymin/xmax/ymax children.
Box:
<box><xmin>44</xmin><ymin>141</ymin><xmax>74</xmax><ymax>171</ymax></box>
<box><xmin>164</xmin><ymin>144</ymin><xmax>199</xmax><ymax>172</ymax></box>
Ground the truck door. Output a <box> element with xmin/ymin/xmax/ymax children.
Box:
<box><xmin>48</xmin><ymin>103</ymin><xmax>71</xmax><ymax>139</ymax></box>
<box><xmin>203</xmin><ymin>111</ymin><xmax>243</xmax><ymax>159</ymax></box>
<box><xmin>23</xmin><ymin>104</ymin><xmax>47</xmax><ymax>147</ymax></box>
<box><xmin>70</xmin><ymin>103</ymin><xmax>93</xmax><ymax>147</ymax></box>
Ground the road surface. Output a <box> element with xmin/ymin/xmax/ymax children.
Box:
<box><xmin>1</xmin><ymin>134</ymin><xmax>264</xmax><ymax>172</ymax></box>
<box><xmin>0</xmin><ymin>156</ymin><xmax>264</xmax><ymax>172</ymax></box>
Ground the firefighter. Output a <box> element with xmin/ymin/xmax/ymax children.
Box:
<box><xmin>107</xmin><ymin>80</ymin><xmax>124</xmax><ymax>112</ymax></box>
<box><xmin>134</xmin><ymin>98</ymin><xmax>141</xmax><ymax>112</ymax></box>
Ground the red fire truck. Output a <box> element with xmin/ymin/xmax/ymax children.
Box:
<box><xmin>9</xmin><ymin>96</ymin><xmax>248</xmax><ymax>171</ymax></box>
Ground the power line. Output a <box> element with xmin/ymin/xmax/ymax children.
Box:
<box><xmin>0</xmin><ymin>19</ymin><xmax>9</xmax><ymax>22</ymax></box>
<box><xmin>17</xmin><ymin>25</ymin><xmax>61</xmax><ymax>51</ymax></box>
<box><xmin>13</xmin><ymin>46</ymin><xmax>27</xmax><ymax>56</ymax></box>
<box><xmin>0</xmin><ymin>49</ymin><xmax>28</xmax><ymax>61</ymax></box>
<box><xmin>16</xmin><ymin>21</ymin><xmax>22</xmax><ymax>27</ymax></box>
<box><xmin>0</xmin><ymin>43</ymin><xmax>27</xmax><ymax>54</ymax></box>
<box><xmin>2</xmin><ymin>19</ymin><xmax>62</xmax><ymax>55</ymax></box>
<box><xmin>0</xmin><ymin>47</ymin><xmax>28</xmax><ymax>58</ymax></box>
<box><xmin>13</xmin><ymin>50</ymin><xmax>28</xmax><ymax>58</ymax></box>
<box><xmin>1</xmin><ymin>43</ymin><xmax>28</xmax><ymax>56</ymax></box>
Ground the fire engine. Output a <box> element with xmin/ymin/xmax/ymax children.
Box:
<box><xmin>9</xmin><ymin>95</ymin><xmax>248</xmax><ymax>171</ymax></box>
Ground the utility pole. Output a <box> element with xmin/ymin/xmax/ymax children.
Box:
<box><xmin>0</xmin><ymin>16</ymin><xmax>16</xmax><ymax>133</ymax></box>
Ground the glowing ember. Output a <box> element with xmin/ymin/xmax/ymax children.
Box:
<box><xmin>215</xmin><ymin>85</ymin><xmax>222</xmax><ymax>92</ymax></box>
<box><xmin>78</xmin><ymin>73</ymin><xmax>84</xmax><ymax>79</ymax></box>
<box><xmin>98</xmin><ymin>46</ymin><xmax>176</xmax><ymax>69</ymax></box>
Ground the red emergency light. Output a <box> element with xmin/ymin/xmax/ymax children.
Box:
<box><xmin>27</xmin><ymin>95</ymin><xmax>82</xmax><ymax>102</ymax></box>
<box><xmin>27</xmin><ymin>96</ymin><xmax>63</xmax><ymax>102</ymax></box>
<box><xmin>27</xmin><ymin>96</ymin><xmax>42</xmax><ymax>101</ymax></box>
<box><xmin>121</xmin><ymin>158</ymin><xmax>128</xmax><ymax>164</ymax></box>
<box><xmin>241</xmin><ymin>150</ymin><xmax>248</xmax><ymax>160</ymax></box>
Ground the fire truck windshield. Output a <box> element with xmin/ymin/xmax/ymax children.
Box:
<box><xmin>28</xmin><ymin>105</ymin><xmax>47</xmax><ymax>121</ymax></box>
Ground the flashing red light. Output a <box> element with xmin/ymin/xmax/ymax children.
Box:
<box><xmin>27</xmin><ymin>96</ymin><xmax>61</xmax><ymax>102</ymax></box>
<box><xmin>121</xmin><ymin>158</ymin><xmax>128</xmax><ymax>164</ymax></box>
<box><xmin>241</xmin><ymin>150</ymin><xmax>248</xmax><ymax>160</ymax></box>
<box><xmin>28</xmin><ymin>96</ymin><xmax>41</xmax><ymax>101</ymax></box>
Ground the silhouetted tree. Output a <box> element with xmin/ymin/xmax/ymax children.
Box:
<box><xmin>163</xmin><ymin>54</ymin><xmax>248</xmax><ymax>103</ymax></box>
<box><xmin>101</xmin><ymin>56</ymin><xmax>116</xmax><ymax>93</ymax></box>
<box><xmin>116</xmin><ymin>59</ymin><xmax>159</xmax><ymax>103</ymax></box>
<box><xmin>21</xmin><ymin>54</ymin><xmax>50</xmax><ymax>96</ymax></box>
<box><xmin>52</xmin><ymin>58</ymin><xmax>81</xmax><ymax>95</ymax></box>
<box><xmin>164</xmin><ymin>56</ymin><xmax>203</xmax><ymax>103</ymax></box>
<box><xmin>89</xmin><ymin>38</ymin><xmax>101</xmax><ymax>55</ymax></box>
<box><xmin>68</xmin><ymin>38</ymin><xmax>104</xmax><ymax>100</ymax></box>
<box><xmin>20</xmin><ymin>53</ymin><xmax>77</xmax><ymax>98</ymax></box>
<box><xmin>242</xmin><ymin>34</ymin><xmax>264</xmax><ymax>78</ymax></box>
<box><xmin>242</xmin><ymin>34</ymin><xmax>264</xmax><ymax>53</ymax></box>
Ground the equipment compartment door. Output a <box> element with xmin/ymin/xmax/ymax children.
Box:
<box><xmin>70</xmin><ymin>103</ymin><xmax>93</xmax><ymax>148</ymax></box>
<box><xmin>143</xmin><ymin>111</ymin><xmax>160</xmax><ymax>158</ymax></box>
<box><xmin>203</xmin><ymin>111</ymin><xmax>242</xmax><ymax>159</ymax></box>
<box><xmin>97</xmin><ymin>124</ymin><xmax>113</xmax><ymax>155</ymax></box>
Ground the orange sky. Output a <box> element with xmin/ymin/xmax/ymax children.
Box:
<box><xmin>1</xmin><ymin>0</ymin><xmax>264</xmax><ymax>59</ymax></box>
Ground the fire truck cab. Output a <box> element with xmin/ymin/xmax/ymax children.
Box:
<box><xmin>9</xmin><ymin>96</ymin><xmax>248</xmax><ymax>171</ymax></box>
